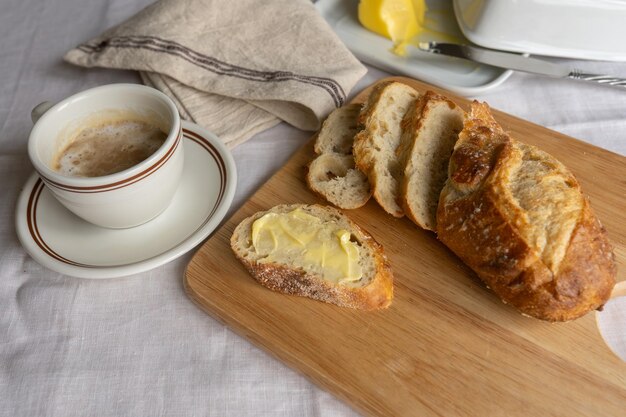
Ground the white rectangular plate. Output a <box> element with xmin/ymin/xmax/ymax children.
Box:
<box><xmin>316</xmin><ymin>0</ymin><xmax>513</xmax><ymax>95</ymax></box>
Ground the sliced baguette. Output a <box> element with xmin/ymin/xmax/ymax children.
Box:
<box><xmin>397</xmin><ymin>91</ymin><xmax>465</xmax><ymax>231</ymax></box>
<box><xmin>437</xmin><ymin>101</ymin><xmax>616</xmax><ymax>321</ymax></box>
<box><xmin>353</xmin><ymin>81</ymin><xmax>419</xmax><ymax>217</ymax></box>
<box><xmin>231</xmin><ymin>204</ymin><xmax>394</xmax><ymax>310</ymax></box>
<box><xmin>307</xmin><ymin>103</ymin><xmax>371</xmax><ymax>209</ymax></box>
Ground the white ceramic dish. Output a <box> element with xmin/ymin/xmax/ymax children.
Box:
<box><xmin>28</xmin><ymin>84</ymin><xmax>185</xmax><ymax>229</ymax></box>
<box><xmin>316</xmin><ymin>0</ymin><xmax>514</xmax><ymax>95</ymax></box>
<box><xmin>453</xmin><ymin>0</ymin><xmax>626</xmax><ymax>61</ymax></box>
<box><xmin>15</xmin><ymin>121</ymin><xmax>236</xmax><ymax>279</ymax></box>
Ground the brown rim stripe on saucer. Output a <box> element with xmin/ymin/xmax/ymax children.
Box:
<box><xmin>27</xmin><ymin>179</ymin><xmax>91</xmax><ymax>267</ymax></box>
<box><xmin>27</xmin><ymin>129</ymin><xmax>227</xmax><ymax>267</ymax></box>
<box><xmin>182</xmin><ymin>129</ymin><xmax>227</xmax><ymax>221</ymax></box>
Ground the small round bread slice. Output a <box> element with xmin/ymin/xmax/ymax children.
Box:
<box><xmin>314</xmin><ymin>103</ymin><xmax>362</xmax><ymax>155</ymax></box>
<box><xmin>307</xmin><ymin>103</ymin><xmax>371</xmax><ymax>209</ymax></box>
<box><xmin>230</xmin><ymin>204</ymin><xmax>394</xmax><ymax>310</ymax></box>
<box><xmin>307</xmin><ymin>153</ymin><xmax>370</xmax><ymax>209</ymax></box>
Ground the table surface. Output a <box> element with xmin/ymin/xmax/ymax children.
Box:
<box><xmin>1</xmin><ymin>1</ymin><xmax>625</xmax><ymax>416</ymax></box>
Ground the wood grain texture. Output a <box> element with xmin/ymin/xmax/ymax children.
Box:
<box><xmin>185</xmin><ymin>77</ymin><xmax>626</xmax><ymax>417</ymax></box>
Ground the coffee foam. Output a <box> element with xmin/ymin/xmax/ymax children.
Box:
<box><xmin>55</xmin><ymin>118</ymin><xmax>167</xmax><ymax>178</ymax></box>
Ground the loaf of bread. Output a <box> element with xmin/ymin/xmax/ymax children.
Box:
<box><xmin>231</xmin><ymin>204</ymin><xmax>393</xmax><ymax>310</ymax></box>
<box><xmin>353</xmin><ymin>81</ymin><xmax>419</xmax><ymax>217</ymax></box>
<box><xmin>397</xmin><ymin>91</ymin><xmax>464</xmax><ymax>231</ymax></box>
<box><xmin>437</xmin><ymin>101</ymin><xmax>616</xmax><ymax>321</ymax></box>
<box><xmin>307</xmin><ymin>103</ymin><xmax>371</xmax><ymax>209</ymax></box>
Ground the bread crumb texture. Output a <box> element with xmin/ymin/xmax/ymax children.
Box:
<box><xmin>353</xmin><ymin>81</ymin><xmax>419</xmax><ymax>217</ymax></box>
<box><xmin>307</xmin><ymin>103</ymin><xmax>372</xmax><ymax>209</ymax></box>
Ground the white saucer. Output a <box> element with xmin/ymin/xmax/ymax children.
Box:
<box><xmin>15</xmin><ymin>121</ymin><xmax>236</xmax><ymax>279</ymax></box>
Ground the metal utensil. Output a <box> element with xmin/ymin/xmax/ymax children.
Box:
<box><xmin>418</xmin><ymin>42</ymin><xmax>626</xmax><ymax>88</ymax></box>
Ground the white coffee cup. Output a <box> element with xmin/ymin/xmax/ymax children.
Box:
<box><xmin>28</xmin><ymin>84</ymin><xmax>183</xmax><ymax>228</ymax></box>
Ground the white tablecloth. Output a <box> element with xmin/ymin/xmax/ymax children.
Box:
<box><xmin>1</xmin><ymin>1</ymin><xmax>625</xmax><ymax>416</ymax></box>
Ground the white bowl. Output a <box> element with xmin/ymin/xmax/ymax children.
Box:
<box><xmin>453</xmin><ymin>0</ymin><xmax>626</xmax><ymax>61</ymax></box>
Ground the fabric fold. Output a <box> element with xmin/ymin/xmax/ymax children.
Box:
<box><xmin>64</xmin><ymin>0</ymin><xmax>367</xmax><ymax>147</ymax></box>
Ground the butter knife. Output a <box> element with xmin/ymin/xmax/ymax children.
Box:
<box><xmin>418</xmin><ymin>42</ymin><xmax>626</xmax><ymax>88</ymax></box>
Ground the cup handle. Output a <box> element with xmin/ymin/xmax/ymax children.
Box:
<box><xmin>31</xmin><ymin>101</ymin><xmax>55</xmax><ymax>124</ymax></box>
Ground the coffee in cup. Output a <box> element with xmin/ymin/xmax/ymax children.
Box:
<box><xmin>54</xmin><ymin>116</ymin><xmax>167</xmax><ymax>178</ymax></box>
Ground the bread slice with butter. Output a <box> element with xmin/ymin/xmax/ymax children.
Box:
<box><xmin>230</xmin><ymin>204</ymin><xmax>393</xmax><ymax>310</ymax></box>
<box><xmin>307</xmin><ymin>103</ymin><xmax>371</xmax><ymax>209</ymax></box>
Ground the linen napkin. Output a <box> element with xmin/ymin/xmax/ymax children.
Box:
<box><xmin>64</xmin><ymin>0</ymin><xmax>367</xmax><ymax>147</ymax></box>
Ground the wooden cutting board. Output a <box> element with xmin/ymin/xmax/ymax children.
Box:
<box><xmin>185</xmin><ymin>77</ymin><xmax>626</xmax><ymax>417</ymax></box>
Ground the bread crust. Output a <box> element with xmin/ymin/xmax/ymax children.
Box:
<box><xmin>437</xmin><ymin>101</ymin><xmax>616</xmax><ymax>321</ymax></box>
<box><xmin>231</xmin><ymin>204</ymin><xmax>394</xmax><ymax>310</ymax></box>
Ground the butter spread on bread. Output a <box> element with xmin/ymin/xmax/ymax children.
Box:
<box><xmin>231</xmin><ymin>204</ymin><xmax>394</xmax><ymax>310</ymax></box>
<box><xmin>437</xmin><ymin>101</ymin><xmax>616</xmax><ymax>321</ymax></box>
<box><xmin>251</xmin><ymin>208</ymin><xmax>362</xmax><ymax>283</ymax></box>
